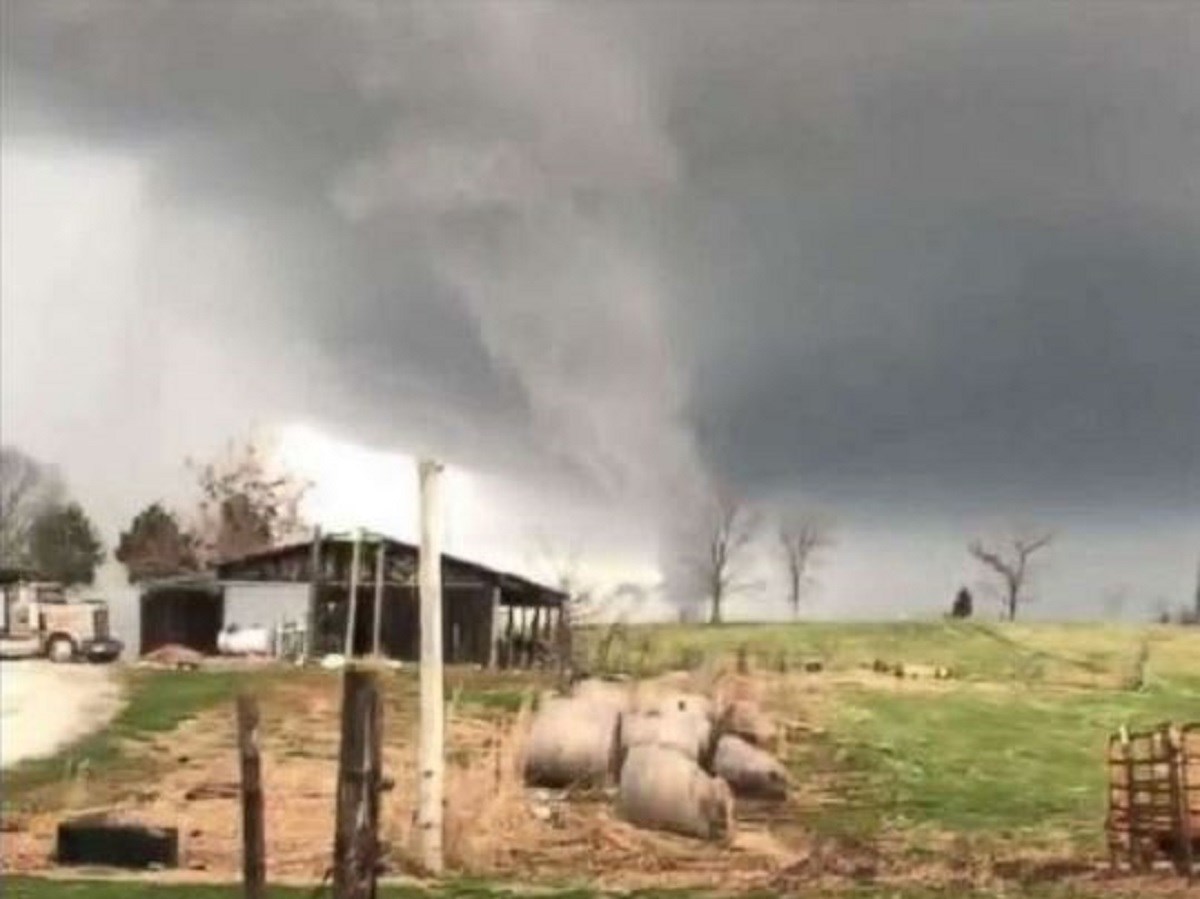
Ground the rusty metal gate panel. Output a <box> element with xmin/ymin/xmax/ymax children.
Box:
<box><xmin>1107</xmin><ymin>721</ymin><xmax>1198</xmax><ymax>882</ymax></box>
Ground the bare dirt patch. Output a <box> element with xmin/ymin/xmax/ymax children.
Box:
<box><xmin>0</xmin><ymin>661</ymin><xmax>122</xmax><ymax>769</ymax></box>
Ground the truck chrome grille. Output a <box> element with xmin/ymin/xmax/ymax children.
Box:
<box><xmin>93</xmin><ymin>607</ymin><xmax>110</xmax><ymax>639</ymax></box>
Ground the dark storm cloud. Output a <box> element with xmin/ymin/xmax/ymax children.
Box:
<box><xmin>3</xmin><ymin>1</ymin><xmax>1197</xmax><ymax>520</ymax></box>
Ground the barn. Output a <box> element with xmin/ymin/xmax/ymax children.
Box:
<box><xmin>137</xmin><ymin>530</ymin><xmax>567</xmax><ymax>667</ymax></box>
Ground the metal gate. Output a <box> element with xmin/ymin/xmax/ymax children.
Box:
<box><xmin>1106</xmin><ymin>721</ymin><xmax>1198</xmax><ymax>881</ymax></box>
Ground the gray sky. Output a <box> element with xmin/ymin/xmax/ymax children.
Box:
<box><xmin>2</xmin><ymin>1</ymin><xmax>1197</xmax><ymax>620</ymax></box>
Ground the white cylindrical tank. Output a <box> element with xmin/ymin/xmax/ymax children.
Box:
<box><xmin>217</xmin><ymin>624</ymin><xmax>274</xmax><ymax>656</ymax></box>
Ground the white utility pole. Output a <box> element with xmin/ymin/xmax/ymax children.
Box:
<box><xmin>343</xmin><ymin>528</ymin><xmax>363</xmax><ymax>659</ymax></box>
<box><xmin>371</xmin><ymin>540</ymin><xmax>387</xmax><ymax>657</ymax></box>
<box><xmin>487</xmin><ymin>584</ymin><xmax>501</xmax><ymax>669</ymax></box>
<box><xmin>417</xmin><ymin>459</ymin><xmax>445</xmax><ymax>874</ymax></box>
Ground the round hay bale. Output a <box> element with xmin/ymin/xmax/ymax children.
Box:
<box><xmin>619</xmin><ymin>708</ymin><xmax>714</xmax><ymax>765</ymax></box>
<box><xmin>720</xmin><ymin>699</ymin><xmax>777</xmax><ymax>749</ymax></box>
<box><xmin>522</xmin><ymin>696</ymin><xmax>621</xmax><ymax>788</ymax></box>
<box><xmin>712</xmin><ymin>734</ymin><xmax>789</xmax><ymax>801</ymax></box>
<box><xmin>571</xmin><ymin>678</ymin><xmax>632</xmax><ymax>712</ymax></box>
<box><xmin>616</xmin><ymin>745</ymin><xmax>734</xmax><ymax>842</ymax></box>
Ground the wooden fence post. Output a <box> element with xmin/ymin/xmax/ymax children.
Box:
<box><xmin>333</xmin><ymin>669</ymin><xmax>383</xmax><ymax>899</ymax></box>
<box><xmin>237</xmin><ymin>694</ymin><xmax>265</xmax><ymax>899</ymax></box>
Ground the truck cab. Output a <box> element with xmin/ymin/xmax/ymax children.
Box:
<box><xmin>0</xmin><ymin>570</ymin><xmax>123</xmax><ymax>663</ymax></box>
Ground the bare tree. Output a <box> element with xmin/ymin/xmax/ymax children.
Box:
<box><xmin>531</xmin><ymin>539</ymin><xmax>600</xmax><ymax>626</ymax></box>
<box><xmin>529</xmin><ymin>538</ymin><xmax>664</xmax><ymax>626</ymax></box>
<box><xmin>968</xmin><ymin>529</ymin><xmax>1054</xmax><ymax>621</ymax></box>
<box><xmin>187</xmin><ymin>435</ymin><xmax>312</xmax><ymax>564</ymax></box>
<box><xmin>685</xmin><ymin>490</ymin><xmax>759</xmax><ymax>625</ymax></box>
<box><xmin>0</xmin><ymin>446</ymin><xmax>65</xmax><ymax>568</ymax></box>
<box><xmin>777</xmin><ymin>515</ymin><xmax>833</xmax><ymax>618</ymax></box>
<box><xmin>1193</xmin><ymin>551</ymin><xmax>1199</xmax><ymax>622</ymax></box>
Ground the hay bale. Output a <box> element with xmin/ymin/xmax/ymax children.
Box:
<box><xmin>710</xmin><ymin>671</ymin><xmax>763</xmax><ymax>712</ymax></box>
<box><xmin>647</xmin><ymin>670</ymin><xmax>697</xmax><ymax>692</ymax></box>
<box><xmin>522</xmin><ymin>696</ymin><xmax>621</xmax><ymax>788</ymax></box>
<box><xmin>616</xmin><ymin>745</ymin><xmax>734</xmax><ymax>841</ymax></box>
<box><xmin>893</xmin><ymin>663</ymin><xmax>953</xmax><ymax>680</ymax></box>
<box><xmin>721</xmin><ymin>699</ymin><xmax>777</xmax><ymax>749</ymax></box>
<box><xmin>630</xmin><ymin>685</ymin><xmax>715</xmax><ymax>721</ymax></box>
<box><xmin>570</xmin><ymin>678</ymin><xmax>632</xmax><ymax>713</ymax></box>
<box><xmin>712</xmin><ymin>735</ymin><xmax>789</xmax><ymax>801</ymax></box>
<box><xmin>619</xmin><ymin>708</ymin><xmax>714</xmax><ymax>765</ymax></box>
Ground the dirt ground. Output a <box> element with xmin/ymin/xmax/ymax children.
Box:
<box><xmin>1</xmin><ymin>668</ymin><xmax>1194</xmax><ymax>897</ymax></box>
<box><xmin>0</xmin><ymin>660</ymin><xmax>122</xmax><ymax>769</ymax></box>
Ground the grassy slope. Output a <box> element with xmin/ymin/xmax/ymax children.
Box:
<box><xmin>600</xmin><ymin>621</ymin><xmax>1200</xmax><ymax>853</ymax></box>
<box><xmin>799</xmin><ymin>680</ymin><xmax>1197</xmax><ymax>844</ymax></box>
<box><xmin>585</xmin><ymin>620</ymin><xmax>1199</xmax><ymax>686</ymax></box>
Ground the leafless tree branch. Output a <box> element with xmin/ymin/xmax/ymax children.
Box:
<box><xmin>0</xmin><ymin>446</ymin><xmax>65</xmax><ymax>567</ymax></box>
<box><xmin>968</xmin><ymin>528</ymin><xmax>1054</xmax><ymax>621</ymax></box>
<box><xmin>682</xmin><ymin>488</ymin><xmax>759</xmax><ymax>624</ymax></box>
<box><xmin>778</xmin><ymin>515</ymin><xmax>834</xmax><ymax>618</ymax></box>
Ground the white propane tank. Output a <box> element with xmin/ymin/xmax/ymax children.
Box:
<box><xmin>217</xmin><ymin>623</ymin><xmax>274</xmax><ymax>656</ymax></box>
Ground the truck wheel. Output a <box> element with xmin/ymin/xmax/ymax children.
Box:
<box><xmin>48</xmin><ymin>636</ymin><xmax>76</xmax><ymax>663</ymax></box>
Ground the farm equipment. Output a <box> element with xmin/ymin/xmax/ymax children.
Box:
<box><xmin>0</xmin><ymin>569</ymin><xmax>123</xmax><ymax>663</ymax></box>
<box><xmin>1106</xmin><ymin>721</ymin><xmax>1198</xmax><ymax>881</ymax></box>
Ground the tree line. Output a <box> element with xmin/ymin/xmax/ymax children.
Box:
<box><xmin>0</xmin><ymin>447</ymin><xmax>103</xmax><ymax>586</ymax></box>
<box><xmin>682</xmin><ymin>490</ymin><xmax>1198</xmax><ymax>625</ymax></box>
<box><xmin>0</xmin><ymin>437</ymin><xmax>310</xmax><ymax>587</ymax></box>
<box><xmin>3</xmin><ymin>439</ymin><xmax>1197</xmax><ymax>623</ymax></box>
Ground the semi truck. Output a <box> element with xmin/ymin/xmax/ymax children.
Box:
<box><xmin>0</xmin><ymin>569</ymin><xmax>123</xmax><ymax>662</ymax></box>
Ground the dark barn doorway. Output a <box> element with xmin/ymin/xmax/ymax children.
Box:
<box><xmin>139</xmin><ymin>586</ymin><xmax>225</xmax><ymax>656</ymax></box>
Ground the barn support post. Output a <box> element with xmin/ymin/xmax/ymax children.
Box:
<box><xmin>236</xmin><ymin>694</ymin><xmax>265</xmax><ymax>899</ymax></box>
<box><xmin>555</xmin><ymin>606</ymin><xmax>571</xmax><ymax>688</ymax></box>
<box><xmin>371</xmin><ymin>541</ymin><xmax>386</xmax><ymax>658</ymax></box>
<box><xmin>503</xmin><ymin>606</ymin><xmax>515</xmax><ymax>670</ymax></box>
<box><xmin>417</xmin><ymin>459</ymin><xmax>445</xmax><ymax>875</ymax></box>
<box><xmin>332</xmin><ymin>669</ymin><xmax>383</xmax><ymax>899</ymax></box>
<box><xmin>306</xmin><ymin>527</ymin><xmax>323</xmax><ymax>660</ymax></box>
<box><xmin>530</xmin><ymin>607</ymin><xmax>542</xmax><ymax>668</ymax></box>
<box><xmin>344</xmin><ymin>529</ymin><xmax>364</xmax><ymax>660</ymax></box>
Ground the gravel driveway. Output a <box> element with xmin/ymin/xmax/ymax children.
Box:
<box><xmin>0</xmin><ymin>660</ymin><xmax>122</xmax><ymax>769</ymax></box>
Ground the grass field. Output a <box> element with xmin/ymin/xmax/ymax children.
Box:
<box><xmin>582</xmin><ymin>620</ymin><xmax>1199</xmax><ymax>689</ymax></box>
<box><xmin>4</xmin><ymin>621</ymin><xmax>1198</xmax><ymax>898</ymax></box>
